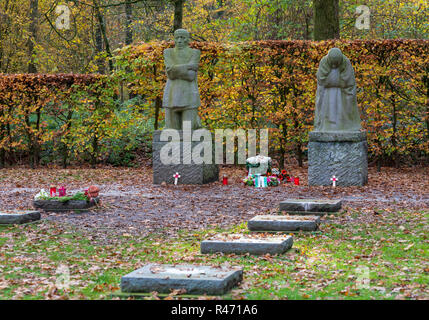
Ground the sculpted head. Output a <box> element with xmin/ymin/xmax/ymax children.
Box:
<box><xmin>174</xmin><ymin>29</ymin><xmax>190</xmax><ymax>49</ymax></box>
<box><xmin>327</xmin><ymin>48</ymin><xmax>343</xmax><ymax>69</ymax></box>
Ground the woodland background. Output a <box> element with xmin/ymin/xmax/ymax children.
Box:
<box><xmin>0</xmin><ymin>0</ymin><xmax>428</xmax><ymax>169</ymax></box>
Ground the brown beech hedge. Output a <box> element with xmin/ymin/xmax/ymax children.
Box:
<box><xmin>0</xmin><ymin>39</ymin><xmax>428</xmax><ymax>168</ymax></box>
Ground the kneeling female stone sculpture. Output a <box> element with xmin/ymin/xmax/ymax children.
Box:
<box><xmin>314</xmin><ymin>48</ymin><xmax>361</xmax><ymax>132</ymax></box>
<box><xmin>308</xmin><ymin>48</ymin><xmax>368</xmax><ymax>186</ymax></box>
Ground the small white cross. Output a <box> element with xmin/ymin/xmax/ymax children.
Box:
<box><xmin>173</xmin><ymin>172</ymin><xmax>181</xmax><ymax>185</ymax></box>
<box><xmin>330</xmin><ymin>175</ymin><xmax>337</xmax><ymax>187</ymax></box>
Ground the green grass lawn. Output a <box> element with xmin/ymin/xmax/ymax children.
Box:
<box><xmin>0</xmin><ymin>210</ymin><xmax>427</xmax><ymax>300</ymax></box>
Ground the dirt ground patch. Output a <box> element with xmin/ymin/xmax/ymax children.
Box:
<box><xmin>0</xmin><ymin>165</ymin><xmax>427</xmax><ymax>239</ymax></box>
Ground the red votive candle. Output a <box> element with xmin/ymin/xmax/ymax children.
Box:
<box><xmin>58</xmin><ymin>186</ymin><xmax>66</xmax><ymax>197</ymax></box>
<box><xmin>50</xmin><ymin>187</ymin><xmax>56</xmax><ymax>197</ymax></box>
<box><xmin>222</xmin><ymin>175</ymin><xmax>228</xmax><ymax>185</ymax></box>
<box><xmin>294</xmin><ymin>177</ymin><xmax>300</xmax><ymax>185</ymax></box>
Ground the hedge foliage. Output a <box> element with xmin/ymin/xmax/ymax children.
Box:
<box><xmin>0</xmin><ymin>40</ymin><xmax>428</xmax><ymax>168</ymax></box>
<box><xmin>0</xmin><ymin>73</ymin><xmax>153</xmax><ymax>168</ymax></box>
<box><xmin>116</xmin><ymin>39</ymin><xmax>428</xmax><ymax>167</ymax></box>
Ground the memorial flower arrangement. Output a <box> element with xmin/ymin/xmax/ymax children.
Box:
<box><xmin>268</xmin><ymin>168</ymin><xmax>290</xmax><ymax>183</ymax></box>
<box><xmin>243</xmin><ymin>175</ymin><xmax>255</xmax><ymax>186</ymax></box>
<box><xmin>267</xmin><ymin>176</ymin><xmax>279</xmax><ymax>187</ymax></box>
<box><xmin>242</xmin><ymin>156</ymin><xmax>283</xmax><ymax>187</ymax></box>
<box><xmin>242</xmin><ymin>174</ymin><xmax>280</xmax><ymax>187</ymax></box>
<box><xmin>34</xmin><ymin>189</ymin><xmax>50</xmax><ymax>200</ymax></box>
<box><xmin>34</xmin><ymin>190</ymin><xmax>89</xmax><ymax>202</ymax></box>
<box><xmin>34</xmin><ymin>185</ymin><xmax>100</xmax><ymax>202</ymax></box>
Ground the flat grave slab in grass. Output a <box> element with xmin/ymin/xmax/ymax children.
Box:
<box><xmin>120</xmin><ymin>264</ymin><xmax>243</xmax><ymax>295</ymax></box>
<box><xmin>33</xmin><ymin>199</ymin><xmax>97</xmax><ymax>212</ymax></box>
<box><xmin>0</xmin><ymin>210</ymin><xmax>41</xmax><ymax>224</ymax></box>
<box><xmin>279</xmin><ymin>199</ymin><xmax>342</xmax><ymax>214</ymax></box>
<box><xmin>248</xmin><ymin>215</ymin><xmax>321</xmax><ymax>232</ymax></box>
<box><xmin>201</xmin><ymin>234</ymin><xmax>293</xmax><ymax>255</ymax></box>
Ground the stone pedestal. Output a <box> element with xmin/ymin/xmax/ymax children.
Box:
<box><xmin>152</xmin><ymin>130</ymin><xmax>219</xmax><ymax>184</ymax></box>
<box><xmin>308</xmin><ymin>131</ymin><xmax>368</xmax><ymax>186</ymax></box>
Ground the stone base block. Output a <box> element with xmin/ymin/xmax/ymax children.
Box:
<box><xmin>0</xmin><ymin>210</ymin><xmax>41</xmax><ymax>224</ymax></box>
<box><xmin>308</xmin><ymin>131</ymin><xmax>368</xmax><ymax>186</ymax></box>
<box><xmin>121</xmin><ymin>264</ymin><xmax>243</xmax><ymax>295</ymax></box>
<box><xmin>152</xmin><ymin>130</ymin><xmax>219</xmax><ymax>184</ymax></box>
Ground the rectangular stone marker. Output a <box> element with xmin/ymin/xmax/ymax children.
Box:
<box><xmin>121</xmin><ymin>264</ymin><xmax>243</xmax><ymax>295</ymax></box>
<box><xmin>0</xmin><ymin>210</ymin><xmax>40</xmax><ymax>224</ymax></box>
<box><xmin>33</xmin><ymin>199</ymin><xmax>97</xmax><ymax>212</ymax></box>
<box><xmin>280</xmin><ymin>199</ymin><xmax>342</xmax><ymax>215</ymax></box>
<box><xmin>248</xmin><ymin>215</ymin><xmax>321</xmax><ymax>232</ymax></box>
<box><xmin>201</xmin><ymin>234</ymin><xmax>293</xmax><ymax>255</ymax></box>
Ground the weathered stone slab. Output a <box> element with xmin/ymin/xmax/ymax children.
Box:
<box><xmin>201</xmin><ymin>234</ymin><xmax>293</xmax><ymax>255</ymax></box>
<box><xmin>33</xmin><ymin>199</ymin><xmax>97</xmax><ymax>212</ymax></box>
<box><xmin>308</xmin><ymin>131</ymin><xmax>368</xmax><ymax>186</ymax></box>
<box><xmin>152</xmin><ymin>130</ymin><xmax>219</xmax><ymax>185</ymax></box>
<box><xmin>121</xmin><ymin>264</ymin><xmax>243</xmax><ymax>295</ymax></box>
<box><xmin>0</xmin><ymin>210</ymin><xmax>41</xmax><ymax>224</ymax></box>
<box><xmin>280</xmin><ymin>199</ymin><xmax>342</xmax><ymax>213</ymax></box>
<box><xmin>248</xmin><ymin>215</ymin><xmax>320</xmax><ymax>232</ymax></box>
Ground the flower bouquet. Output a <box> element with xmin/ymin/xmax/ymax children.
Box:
<box><xmin>267</xmin><ymin>176</ymin><xmax>280</xmax><ymax>187</ymax></box>
<box><xmin>33</xmin><ymin>185</ymin><xmax>100</xmax><ymax>212</ymax></box>
<box><xmin>243</xmin><ymin>175</ymin><xmax>255</xmax><ymax>186</ymax></box>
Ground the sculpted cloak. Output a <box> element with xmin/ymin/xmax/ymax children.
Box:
<box><xmin>314</xmin><ymin>48</ymin><xmax>361</xmax><ymax>132</ymax></box>
<box><xmin>162</xmin><ymin>47</ymin><xmax>201</xmax><ymax>109</ymax></box>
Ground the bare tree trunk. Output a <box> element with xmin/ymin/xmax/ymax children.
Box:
<box><xmin>313</xmin><ymin>0</ymin><xmax>339</xmax><ymax>40</ymax></box>
<box><xmin>91</xmin><ymin>135</ymin><xmax>98</xmax><ymax>168</ymax></box>
<box><xmin>0</xmin><ymin>148</ymin><xmax>4</xmax><ymax>168</ymax></box>
<box><xmin>125</xmin><ymin>1</ymin><xmax>133</xmax><ymax>45</ymax></box>
<box><xmin>95</xmin><ymin>16</ymin><xmax>104</xmax><ymax>73</ymax></box>
<box><xmin>28</xmin><ymin>0</ymin><xmax>38</xmax><ymax>73</ymax></box>
<box><xmin>93</xmin><ymin>0</ymin><xmax>113</xmax><ymax>73</ymax></box>
<box><xmin>173</xmin><ymin>0</ymin><xmax>184</xmax><ymax>31</ymax></box>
